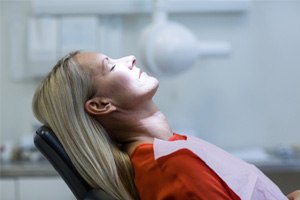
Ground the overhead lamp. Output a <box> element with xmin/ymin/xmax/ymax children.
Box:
<box><xmin>139</xmin><ymin>0</ymin><xmax>231</xmax><ymax>77</ymax></box>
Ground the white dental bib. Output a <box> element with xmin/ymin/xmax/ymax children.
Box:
<box><xmin>153</xmin><ymin>135</ymin><xmax>287</xmax><ymax>200</ymax></box>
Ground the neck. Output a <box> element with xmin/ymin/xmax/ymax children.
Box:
<box><xmin>97</xmin><ymin>101</ymin><xmax>173</xmax><ymax>155</ymax></box>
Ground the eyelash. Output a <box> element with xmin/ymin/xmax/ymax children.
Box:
<box><xmin>110</xmin><ymin>64</ymin><xmax>116</xmax><ymax>71</ymax></box>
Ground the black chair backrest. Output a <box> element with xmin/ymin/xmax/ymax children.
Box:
<box><xmin>34</xmin><ymin>126</ymin><xmax>116</xmax><ymax>200</ymax></box>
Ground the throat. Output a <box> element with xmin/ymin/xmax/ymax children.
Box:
<box><xmin>123</xmin><ymin>137</ymin><xmax>154</xmax><ymax>156</ymax></box>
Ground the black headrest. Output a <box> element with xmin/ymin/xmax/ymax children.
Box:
<box><xmin>34</xmin><ymin>126</ymin><xmax>92</xmax><ymax>199</ymax></box>
<box><xmin>34</xmin><ymin>126</ymin><xmax>118</xmax><ymax>200</ymax></box>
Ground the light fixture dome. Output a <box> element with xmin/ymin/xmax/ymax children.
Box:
<box><xmin>139</xmin><ymin>0</ymin><xmax>231</xmax><ymax>77</ymax></box>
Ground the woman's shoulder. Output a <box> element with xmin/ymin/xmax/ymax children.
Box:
<box><xmin>132</xmin><ymin>146</ymin><xmax>239</xmax><ymax>200</ymax></box>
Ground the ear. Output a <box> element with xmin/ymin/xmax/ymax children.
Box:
<box><xmin>85</xmin><ymin>97</ymin><xmax>116</xmax><ymax>116</ymax></box>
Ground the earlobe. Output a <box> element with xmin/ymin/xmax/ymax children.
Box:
<box><xmin>85</xmin><ymin>97</ymin><xmax>116</xmax><ymax>115</ymax></box>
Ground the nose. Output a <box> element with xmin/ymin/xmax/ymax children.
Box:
<box><xmin>127</xmin><ymin>55</ymin><xmax>136</xmax><ymax>69</ymax></box>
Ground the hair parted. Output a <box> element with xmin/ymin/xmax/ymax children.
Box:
<box><xmin>32</xmin><ymin>51</ymin><xmax>139</xmax><ymax>200</ymax></box>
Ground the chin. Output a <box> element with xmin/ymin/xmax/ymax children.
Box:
<box><xmin>151</xmin><ymin>77</ymin><xmax>160</xmax><ymax>91</ymax></box>
<box><xmin>150</xmin><ymin>75</ymin><xmax>159</xmax><ymax>86</ymax></box>
<box><xmin>150</xmin><ymin>80</ymin><xmax>160</xmax><ymax>97</ymax></box>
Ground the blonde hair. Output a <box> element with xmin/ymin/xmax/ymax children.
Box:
<box><xmin>32</xmin><ymin>51</ymin><xmax>139</xmax><ymax>200</ymax></box>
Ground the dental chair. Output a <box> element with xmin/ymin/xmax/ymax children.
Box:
<box><xmin>34</xmin><ymin>126</ymin><xmax>116</xmax><ymax>200</ymax></box>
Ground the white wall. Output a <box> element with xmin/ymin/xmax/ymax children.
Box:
<box><xmin>1</xmin><ymin>1</ymin><xmax>37</xmax><ymax>144</ymax></box>
<box><xmin>160</xmin><ymin>1</ymin><xmax>300</xmax><ymax>148</ymax></box>
<box><xmin>1</xmin><ymin>0</ymin><xmax>300</xmax><ymax>150</ymax></box>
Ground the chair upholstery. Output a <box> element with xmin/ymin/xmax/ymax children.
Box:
<box><xmin>34</xmin><ymin>126</ymin><xmax>116</xmax><ymax>200</ymax></box>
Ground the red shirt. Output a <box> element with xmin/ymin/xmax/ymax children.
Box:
<box><xmin>130</xmin><ymin>134</ymin><xmax>240</xmax><ymax>200</ymax></box>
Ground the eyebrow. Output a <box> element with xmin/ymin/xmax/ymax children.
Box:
<box><xmin>102</xmin><ymin>57</ymin><xmax>108</xmax><ymax>65</ymax></box>
<box><xmin>101</xmin><ymin>57</ymin><xmax>109</xmax><ymax>75</ymax></box>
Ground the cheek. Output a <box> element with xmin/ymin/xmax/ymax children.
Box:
<box><xmin>100</xmin><ymin>74</ymin><xmax>159</xmax><ymax>107</ymax></box>
<box><xmin>105</xmin><ymin>76</ymin><xmax>137</xmax><ymax>100</ymax></box>
<box><xmin>112</xmin><ymin>76</ymin><xmax>134</xmax><ymax>91</ymax></box>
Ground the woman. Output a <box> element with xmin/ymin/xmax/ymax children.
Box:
<box><xmin>33</xmin><ymin>51</ymin><xmax>298</xmax><ymax>200</ymax></box>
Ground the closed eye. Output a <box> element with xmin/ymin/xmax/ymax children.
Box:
<box><xmin>110</xmin><ymin>64</ymin><xmax>116</xmax><ymax>71</ymax></box>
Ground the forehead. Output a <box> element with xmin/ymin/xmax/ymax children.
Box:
<box><xmin>74</xmin><ymin>52</ymin><xmax>106</xmax><ymax>71</ymax></box>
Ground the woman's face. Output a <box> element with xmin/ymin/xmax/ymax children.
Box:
<box><xmin>75</xmin><ymin>52</ymin><xmax>159</xmax><ymax>109</ymax></box>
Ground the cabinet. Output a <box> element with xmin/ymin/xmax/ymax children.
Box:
<box><xmin>0</xmin><ymin>177</ymin><xmax>74</xmax><ymax>200</ymax></box>
<box><xmin>0</xmin><ymin>179</ymin><xmax>16</xmax><ymax>200</ymax></box>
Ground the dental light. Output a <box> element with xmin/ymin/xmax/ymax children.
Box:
<box><xmin>139</xmin><ymin>0</ymin><xmax>231</xmax><ymax>77</ymax></box>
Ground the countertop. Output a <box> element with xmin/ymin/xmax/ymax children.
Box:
<box><xmin>1</xmin><ymin>150</ymin><xmax>300</xmax><ymax>177</ymax></box>
<box><xmin>251</xmin><ymin>159</ymin><xmax>300</xmax><ymax>173</ymax></box>
<box><xmin>229</xmin><ymin>147</ymin><xmax>300</xmax><ymax>173</ymax></box>
<box><xmin>0</xmin><ymin>161</ymin><xmax>58</xmax><ymax>178</ymax></box>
